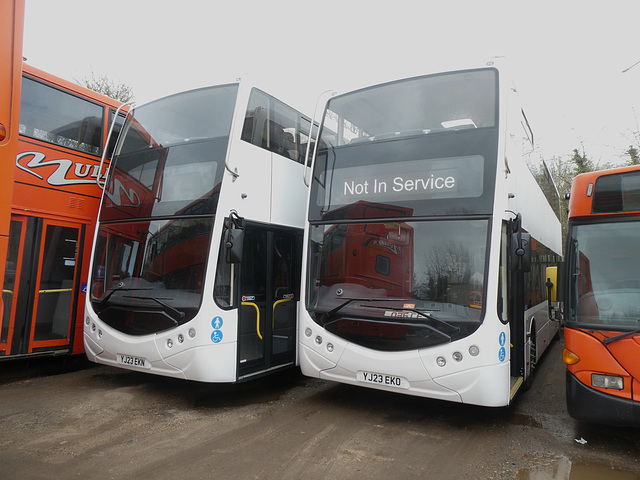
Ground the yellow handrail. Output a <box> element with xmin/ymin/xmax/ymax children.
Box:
<box><xmin>241</xmin><ymin>301</ymin><xmax>262</xmax><ymax>340</ymax></box>
<box><xmin>38</xmin><ymin>288</ymin><xmax>74</xmax><ymax>294</ymax></box>
<box><xmin>272</xmin><ymin>297</ymin><xmax>293</xmax><ymax>327</ymax></box>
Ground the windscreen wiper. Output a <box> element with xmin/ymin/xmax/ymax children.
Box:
<box><xmin>603</xmin><ymin>328</ymin><xmax>640</xmax><ymax>345</ymax></box>
<box><xmin>315</xmin><ymin>297</ymin><xmax>401</xmax><ymax>326</ymax></box>
<box><xmin>367</xmin><ymin>305</ymin><xmax>460</xmax><ymax>333</ymax></box>
<box><xmin>97</xmin><ymin>287</ymin><xmax>154</xmax><ymax>307</ymax></box>
<box><xmin>123</xmin><ymin>295</ymin><xmax>185</xmax><ymax>325</ymax></box>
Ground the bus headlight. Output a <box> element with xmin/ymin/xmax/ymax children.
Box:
<box><xmin>591</xmin><ymin>374</ymin><xmax>623</xmax><ymax>390</ymax></box>
<box><xmin>436</xmin><ymin>356</ymin><xmax>446</xmax><ymax>367</ymax></box>
<box><xmin>305</xmin><ymin>328</ymin><xmax>312</xmax><ymax>337</ymax></box>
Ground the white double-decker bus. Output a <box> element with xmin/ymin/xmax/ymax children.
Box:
<box><xmin>300</xmin><ymin>61</ymin><xmax>562</xmax><ymax>406</ymax></box>
<box><xmin>84</xmin><ymin>79</ymin><xmax>314</xmax><ymax>381</ymax></box>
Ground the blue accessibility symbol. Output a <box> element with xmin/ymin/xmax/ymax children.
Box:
<box><xmin>212</xmin><ymin>316</ymin><xmax>223</xmax><ymax>329</ymax></box>
<box><xmin>498</xmin><ymin>346</ymin><xmax>506</xmax><ymax>362</ymax></box>
<box><xmin>211</xmin><ymin>330</ymin><xmax>223</xmax><ymax>343</ymax></box>
<box><xmin>499</xmin><ymin>331</ymin><xmax>506</xmax><ymax>347</ymax></box>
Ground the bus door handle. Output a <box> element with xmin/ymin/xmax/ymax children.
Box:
<box><xmin>272</xmin><ymin>297</ymin><xmax>293</xmax><ymax>327</ymax></box>
<box><xmin>98</xmin><ymin>101</ymin><xmax>134</xmax><ymax>190</ymax></box>
<box><xmin>241</xmin><ymin>301</ymin><xmax>262</xmax><ymax>340</ymax></box>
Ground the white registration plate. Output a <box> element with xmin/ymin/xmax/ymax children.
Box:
<box><xmin>117</xmin><ymin>354</ymin><xmax>149</xmax><ymax>369</ymax></box>
<box><xmin>357</xmin><ymin>371</ymin><xmax>408</xmax><ymax>389</ymax></box>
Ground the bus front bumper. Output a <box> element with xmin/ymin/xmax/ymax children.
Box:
<box><xmin>566</xmin><ymin>371</ymin><xmax>640</xmax><ymax>427</ymax></box>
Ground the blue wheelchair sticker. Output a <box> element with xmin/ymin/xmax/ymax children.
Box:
<box><xmin>498</xmin><ymin>346</ymin><xmax>506</xmax><ymax>362</ymax></box>
<box><xmin>211</xmin><ymin>330</ymin><xmax>223</xmax><ymax>343</ymax></box>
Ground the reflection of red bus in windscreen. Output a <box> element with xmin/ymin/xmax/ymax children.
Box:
<box><xmin>562</xmin><ymin>165</ymin><xmax>640</xmax><ymax>427</ymax></box>
<box><xmin>321</xmin><ymin>201</ymin><xmax>414</xmax><ymax>298</ymax></box>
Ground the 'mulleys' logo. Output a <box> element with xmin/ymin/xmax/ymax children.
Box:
<box><xmin>16</xmin><ymin>151</ymin><xmax>106</xmax><ymax>186</ymax></box>
<box><xmin>17</xmin><ymin>151</ymin><xmax>142</xmax><ymax>208</ymax></box>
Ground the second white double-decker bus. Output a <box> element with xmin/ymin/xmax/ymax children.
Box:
<box><xmin>84</xmin><ymin>79</ymin><xmax>314</xmax><ymax>382</ymax></box>
<box><xmin>300</xmin><ymin>61</ymin><xmax>562</xmax><ymax>406</ymax></box>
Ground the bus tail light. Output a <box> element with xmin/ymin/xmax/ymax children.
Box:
<box><xmin>562</xmin><ymin>348</ymin><xmax>580</xmax><ymax>365</ymax></box>
<box><xmin>0</xmin><ymin>123</ymin><xmax>7</xmax><ymax>141</ymax></box>
<box><xmin>591</xmin><ymin>374</ymin><xmax>623</xmax><ymax>390</ymax></box>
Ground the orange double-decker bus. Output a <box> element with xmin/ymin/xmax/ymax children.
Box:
<box><xmin>1</xmin><ymin>61</ymin><xmax>123</xmax><ymax>359</ymax></box>
<box><xmin>560</xmin><ymin>165</ymin><xmax>640</xmax><ymax>426</ymax></box>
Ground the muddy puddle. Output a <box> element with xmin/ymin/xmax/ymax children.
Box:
<box><xmin>517</xmin><ymin>456</ymin><xmax>640</xmax><ymax>479</ymax></box>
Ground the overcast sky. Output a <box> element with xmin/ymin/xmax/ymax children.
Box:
<box><xmin>22</xmin><ymin>0</ymin><xmax>640</xmax><ymax>164</ymax></box>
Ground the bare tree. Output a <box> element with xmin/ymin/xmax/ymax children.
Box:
<box><xmin>76</xmin><ymin>69</ymin><xmax>134</xmax><ymax>103</ymax></box>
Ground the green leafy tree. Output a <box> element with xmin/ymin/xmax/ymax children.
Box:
<box><xmin>570</xmin><ymin>148</ymin><xmax>594</xmax><ymax>175</ymax></box>
<box><xmin>625</xmin><ymin>145</ymin><xmax>640</xmax><ymax>165</ymax></box>
<box><xmin>76</xmin><ymin>70</ymin><xmax>134</xmax><ymax>103</ymax></box>
<box><xmin>543</xmin><ymin>155</ymin><xmax>574</xmax><ymax>246</ymax></box>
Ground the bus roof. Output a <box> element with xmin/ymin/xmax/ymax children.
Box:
<box><xmin>22</xmin><ymin>62</ymin><xmax>123</xmax><ymax>109</ymax></box>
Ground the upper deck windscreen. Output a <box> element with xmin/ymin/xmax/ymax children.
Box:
<box><xmin>310</xmin><ymin>69</ymin><xmax>499</xmax><ymax>221</ymax></box>
<box><xmin>322</xmin><ymin>69</ymin><xmax>497</xmax><ymax>146</ymax></box>
<box><xmin>101</xmin><ymin>84</ymin><xmax>238</xmax><ymax>221</ymax></box>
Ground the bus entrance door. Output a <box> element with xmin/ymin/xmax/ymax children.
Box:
<box><xmin>1</xmin><ymin>215</ymin><xmax>81</xmax><ymax>356</ymax></box>
<box><xmin>237</xmin><ymin>224</ymin><xmax>300</xmax><ymax>379</ymax></box>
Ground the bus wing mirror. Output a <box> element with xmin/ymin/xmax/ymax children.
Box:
<box><xmin>545</xmin><ymin>264</ymin><xmax>564</xmax><ymax>322</ymax></box>
<box><xmin>511</xmin><ymin>232</ymin><xmax>531</xmax><ymax>272</ymax></box>
<box><xmin>225</xmin><ymin>227</ymin><xmax>244</xmax><ymax>264</ymax></box>
<box><xmin>556</xmin><ymin>261</ymin><xmax>565</xmax><ymax>303</ymax></box>
<box><xmin>224</xmin><ymin>212</ymin><xmax>245</xmax><ymax>264</ymax></box>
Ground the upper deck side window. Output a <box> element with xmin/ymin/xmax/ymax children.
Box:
<box><xmin>19</xmin><ymin>76</ymin><xmax>105</xmax><ymax>156</ymax></box>
<box><xmin>240</xmin><ymin>88</ymin><xmax>312</xmax><ymax>164</ymax></box>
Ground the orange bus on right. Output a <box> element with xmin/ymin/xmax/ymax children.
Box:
<box><xmin>558</xmin><ymin>164</ymin><xmax>640</xmax><ymax>427</ymax></box>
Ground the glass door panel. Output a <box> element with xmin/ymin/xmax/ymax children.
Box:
<box><xmin>29</xmin><ymin>222</ymin><xmax>79</xmax><ymax>349</ymax></box>
<box><xmin>237</xmin><ymin>225</ymin><xmax>300</xmax><ymax>377</ymax></box>
<box><xmin>0</xmin><ymin>218</ymin><xmax>27</xmax><ymax>355</ymax></box>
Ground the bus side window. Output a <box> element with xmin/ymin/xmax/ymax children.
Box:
<box><xmin>19</xmin><ymin>76</ymin><xmax>105</xmax><ymax>155</ymax></box>
<box><xmin>240</xmin><ymin>88</ymin><xmax>308</xmax><ymax>163</ymax></box>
